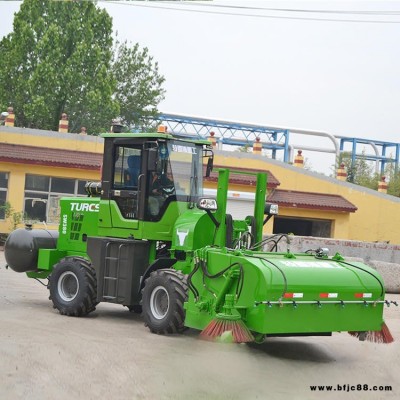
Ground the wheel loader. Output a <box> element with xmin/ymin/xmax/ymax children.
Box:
<box><xmin>4</xmin><ymin>128</ymin><xmax>394</xmax><ymax>343</ymax></box>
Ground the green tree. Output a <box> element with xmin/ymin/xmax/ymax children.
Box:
<box><xmin>387</xmin><ymin>173</ymin><xmax>400</xmax><ymax>196</ymax></box>
<box><xmin>332</xmin><ymin>152</ymin><xmax>400</xmax><ymax>197</ymax></box>
<box><xmin>236</xmin><ymin>143</ymin><xmax>251</xmax><ymax>152</ymax></box>
<box><xmin>0</xmin><ymin>0</ymin><xmax>119</xmax><ymax>134</ymax></box>
<box><xmin>0</xmin><ymin>0</ymin><xmax>166</xmax><ymax>134</ymax></box>
<box><xmin>112</xmin><ymin>40</ymin><xmax>165</xmax><ymax>128</ymax></box>
<box><xmin>383</xmin><ymin>159</ymin><xmax>400</xmax><ymax>196</ymax></box>
<box><xmin>338</xmin><ymin>151</ymin><xmax>379</xmax><ymax>189</ymax></box>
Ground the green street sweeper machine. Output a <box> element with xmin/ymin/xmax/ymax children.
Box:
<box><xmin>4</xmin><ymin>130</ymin><xmax>395</xmax><ymax>343</ymax></box>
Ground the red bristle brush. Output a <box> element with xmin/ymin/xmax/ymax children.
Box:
<box><xmin>200</xmin><ymin>294</ymin><xmax>254</xmax><ymax>343</ymax></box>
<box><xmin>348</xmin><ymin>321</ymin><xmax>394</xmax><ymax>344</ymax></box>
<box><xmin>200</xmin><ymin>314</ymin><xmax>254</xmax><ymax>343</ymax></box>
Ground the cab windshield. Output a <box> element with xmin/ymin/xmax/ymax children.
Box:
<box><xmin>157</xmin><ymin>140</ymin><xmax>203</xmax><ymax>201</ymax></box>
<box><xmin>146</xmin><ymin>140</ymin><xmax>203</xmax><ymax>219</ymax></box>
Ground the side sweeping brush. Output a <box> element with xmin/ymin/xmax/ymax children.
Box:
<box><xmin>348</xmin><ymin>321</ymin><xmax>394</xmax><ymax>344</ymax></box>
<box><xmin>200</xmin><ymin>294</ymin><xmax>254</xmax><ymax>343</ymax></box>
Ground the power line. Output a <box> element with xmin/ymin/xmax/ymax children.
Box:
<box><xmin>164</xmin><ymin>1</ymin><xmax>400</xmax><ymax>16</ymax></box>
<box><xmin>102</xmin><ymin>1</ymin><xmax>400</xmax><ymax>24</ymax></box>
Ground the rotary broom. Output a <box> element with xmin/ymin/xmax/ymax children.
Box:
<box><xmin>200</xmin><ymin>294</ymin><xmax>254</xmax><ymax>343</ymax></box>
<box><xmin>348</xmin><ymin>321</ymin><xmax>394</xmax><ymax>344</ymax></box>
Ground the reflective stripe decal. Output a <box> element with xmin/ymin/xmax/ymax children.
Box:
<box><xmin>319</xmin><ymin>293</ymin><xmax>338</xmax><ymax>298</ymax></box>
<box><xmin>280</xmin><ymin>261</ymin><xmax>340</xmax><ymax>268</ymax></box>
<box><xmin>355</xmin><ymin>293</ymin><xmax>372</xmax><ymax>298</ymax></box>
<box><xmin>283</xmin><ymin>293</ymin><xmax>303</xmax><ymax>298</ymax></box>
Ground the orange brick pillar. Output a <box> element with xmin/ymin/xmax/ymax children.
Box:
<box><xmin>253</xmin><ymin>137</ymin><xmax>262</xmax><ymax>154</ymax></box>
<box><xmin>208</xmin><ymin>131</ymin><xmax>217</xmax><ymax>148</ymax></box>
<box><xmin>294</xmin><ymin>150</ymin><xmax>304</xmax><ymax>168</ymax></box>
<box><xmin>336</xmin><ymin>163</ymin><xmax>347</xmax><ymax>181</ymax></box>
<box><xmin>5</xmin><ymin>106</ymin><xmax>15</xmax><ymax>127</ymax></box>
<box><xmin>59</xmin><ymin>113</ymin><xmax>69</xmax><ymax>133</ymax></box>
<box><xmin>378</xmin><ymin>176</ymin><xmax>388</xmax><ymax>193</ymax></box>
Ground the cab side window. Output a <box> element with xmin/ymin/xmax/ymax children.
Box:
<box><xmin>113</xmin><ymin>147</ymin><xmax>142</xmax><ymax>189</ymax></box>
<box><xmin>112</xmin><ymin>146</ymin><xmax>142</xmax><ymax>219</ymax></box>
<box><xmin>145</xmin><ymin>154</ymin><xmax>176</xmax><ymax>220</ymax></box>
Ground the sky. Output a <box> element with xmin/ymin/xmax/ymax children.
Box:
<box><xmin>0</xmin><ymin>0</ymin><xmax>399</xmax><ymax>174</ymax></box>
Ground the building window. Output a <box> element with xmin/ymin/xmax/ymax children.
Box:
<box><xmin>24</xmin><ymin>175</ymin><xmax>87</xmax><ymax>224</ymax></box>
<box><xmin>0</xmin><ymin>172</ymin><xmax>9</xmax><ymax>220</ymax></box>
<box><xmin>273</xmin><ymin>216</ymin><xmax>332</xmax><ymax>238</ymax></box>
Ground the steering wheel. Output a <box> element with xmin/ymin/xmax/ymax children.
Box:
<box><xmin>155</xmin><ymin>174</ymin><xmax>175</xmax><ymax>195</ymax></box>
<box><xmin>161</xmin><ymin>185</ymin><xmax>175</xmax><ymax>195</ymax></box>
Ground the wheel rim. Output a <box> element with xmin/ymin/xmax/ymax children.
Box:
<box><xmin>58</xmin><ymin>271</ymin><xmax>79</xmax><ymax>302</ymax></box>
<box><xmin>149</xmin><ymin>286</ymin><xmax>169</xmax><ymax>320</ymax></box>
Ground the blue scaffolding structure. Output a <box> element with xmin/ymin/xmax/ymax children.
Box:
<box><xmin>338</xmin><ymin>136</ymin><xmax>400</xmax><ymax>175</ymax></box>
<box><xmin>144</xmin><ymin>113</ymin><xmax>290</xmax><ymax>162</ymax></box>
<box><xmin>140</xmin><ymin>113</ymin><xmax>400</xmax><ymax>174</ymax></box>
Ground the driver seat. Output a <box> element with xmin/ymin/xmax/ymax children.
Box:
<box><xmin>124</xmin><ymin>155</ymin><xmax>141</xmax><ymax>187</ymax></box>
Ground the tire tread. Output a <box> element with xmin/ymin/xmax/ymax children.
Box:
<box><xmin>49</xmin><ymin>256</ymin><xmax>98</xmax><ymax>317</ymax></box>
<box><xmin>142</xmin><ymin>269</ymin><xmax>188</xmax><ymax>334</ymax></box>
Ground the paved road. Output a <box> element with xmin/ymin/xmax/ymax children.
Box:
<box><xmin>0</xmin><ymin>250</ymin><xmax>398</xmax><ymax>400</ymax></box>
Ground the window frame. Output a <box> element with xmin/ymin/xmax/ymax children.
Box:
<box><xmin>0</xmin><ymin>172</ymin><xmax>9</xmax><ymax>220</ymax></box>
<box><xmin>24</xmin><ymin>175</ymin><xmax>88</xmax><ymax>224</ymax></box>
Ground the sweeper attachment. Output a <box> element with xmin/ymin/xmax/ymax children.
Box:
<box><xmin>185</xmin><ymin>244</ymin><xmax>394</xmax><ymax>344</ymax></box>
<box><xmin>4</xmin><ymin>129</ymin><xmax>395</xmax><ymax>345</ymax></box>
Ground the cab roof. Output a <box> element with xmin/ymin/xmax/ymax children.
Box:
<box><xmin>101</xmin><ymin>132</ymin><xmax>210</xmax><ymax>145</ymax></box>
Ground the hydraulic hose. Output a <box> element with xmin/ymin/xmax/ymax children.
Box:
<box><xmin>336</xmin><ymin>260</ymin><xmax>385</xmax><ymax>298</ymax></box>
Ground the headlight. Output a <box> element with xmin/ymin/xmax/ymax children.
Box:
<box><xmin>264</xmin><ymin>203</ymin><xmax>279</xmax><ymax>215</ymax></box>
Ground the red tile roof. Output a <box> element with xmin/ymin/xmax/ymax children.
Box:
<box><xmin>267</xmin><ymin>189</ymin><xmax>357</xmax><ymax>212</ymax></box>
<box><xmin>0</xmin><ymin>144</ymin><xmax>281</xmax><ymax>188</ymax></box>
<box><xmin>0</xmin><ymin>143</ymin><xmax>102</xmax><ymax>171</ymax></box>
<box><xmin>0</xmin><ymin>143</ymin><xmax>358</xmax><ymax>213</ymax></box>
<box><xmin>205</xmin><ymin>165</ymin><xmax>280</xmax><ymax>188</ymax></box>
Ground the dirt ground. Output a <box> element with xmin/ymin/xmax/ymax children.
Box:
<box><xmin>0</xmin><ymin>250</ymin><xmax>399</xmax><ymax>400</ymax></box>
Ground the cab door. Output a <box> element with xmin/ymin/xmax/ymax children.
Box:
<box><xmin>109</xmin><ymin>144</ymin><xmax>144</xmax><ymax>229</ymax></box>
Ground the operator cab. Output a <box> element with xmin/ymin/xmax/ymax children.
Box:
<box><xmin>100</xmin><ymin>130</ymin><xmax>211</xmax><ymax>224</ymax></box>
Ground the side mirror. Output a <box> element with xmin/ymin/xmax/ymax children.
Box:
<box><xmin>148</xmin><ymin>148</ymin><xmax>158</xmax><ymax>172</ymax></box>
<box><xmin>197</xmin><ymin>198</ymin><xmax>218</xmax><ymax>211</ymax></box>
<box><xmin>197</xmin><ymin>198</ymin><xmax>219</xmax><ymax>227</ymax></box>
<box><xmin>205</xmin><ymin>157</ymin><xmax>214</xmax><ymax>178</ymax></box>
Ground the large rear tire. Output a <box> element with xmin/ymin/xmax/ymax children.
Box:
<box><xmin>142</xmin><ymin>269</ymin><xmax>188</xmax><ymax>334</ymax></box>
<box><xmin>49</xmin><ymin>257</ymin><xmax>98</xmax><ymax>317</ymax></box>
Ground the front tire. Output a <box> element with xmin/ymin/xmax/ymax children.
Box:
<box><xmin>142</xmin><ymin>269</ymin><xmax>188</xmax><ymax>334</ymax></box>
<box><xmin>49</xmin><ymin>257</ymin><xmax>97</xmax><ymax>317</ymax></box>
